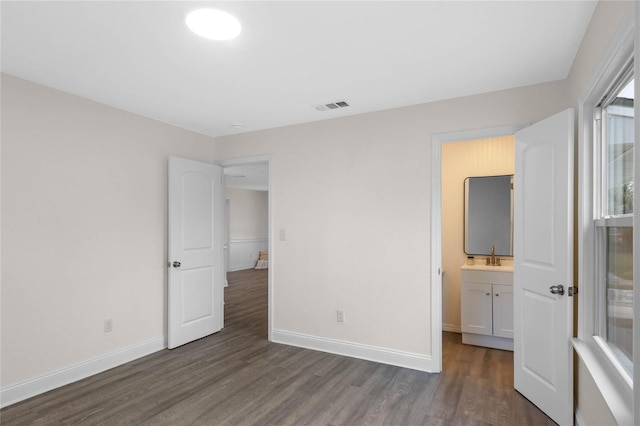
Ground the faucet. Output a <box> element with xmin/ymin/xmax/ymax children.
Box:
<box><xmin>486</xmin><ymin>245</ymin><xmax>499</xmax><ymax>266</ymax></box>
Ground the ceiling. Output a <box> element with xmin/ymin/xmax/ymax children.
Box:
<box><xmin>1</xmin><ymin>1</ymin><xmax>597</xmax><ymax>138</ymax></box>
<box><xmin>224</xmin><ymin>162</ymin><xmax>269</xmax><ymax>191</ymax></box>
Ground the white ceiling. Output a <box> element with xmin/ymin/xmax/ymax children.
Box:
<box><xmin>224</xmin><ymin>162</ymin><xmax>269</xmax><ymax>191</ymax></box>
<box><xmin>1</xmin><ymin>1</ymin><xmax>597</xmax><ymax>138</ymax></box>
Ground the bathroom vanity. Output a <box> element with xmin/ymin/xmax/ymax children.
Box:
<box><xmin>460</xmin><ymin>264</ymin><xmax>513</xmax><ymax>351</ymax></box>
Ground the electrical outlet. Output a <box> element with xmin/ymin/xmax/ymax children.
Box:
<box><xmin>337</xmin><ymin>309</ymin><xmax>345</xmax><ymax>323</ymax></box>
<box><xmin>104</xmin><ymin>319</ymin><xmax>113</xmax><ymax>333</ymax></box>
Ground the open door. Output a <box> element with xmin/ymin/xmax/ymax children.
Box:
<box><xmin>168</xmin><ymin>156</ymin><xmax>224</xmax><ymax>349</ymax></box>
<box><xmin>514</xmin><ymin>109</ymin><xmax>574</xmax><ymax>425</ymax></box>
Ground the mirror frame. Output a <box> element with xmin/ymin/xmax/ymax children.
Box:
<box><xmin>464</xmin><ymin>174</ymin><xmax>514</xmax><ymax>256</ymax></box>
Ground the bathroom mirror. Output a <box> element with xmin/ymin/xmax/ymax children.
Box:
<box><xmin>464</xmin><ymin>175</ymin><xmax>513</xmax><ymax>256</ymax></box>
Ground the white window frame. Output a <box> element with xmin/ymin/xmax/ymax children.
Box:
<box><xmin>575</xmin><ymin>10</ymin><xmax>635</xmax><ymax>424</ymax></box>
<box><xmin>593</xmin><ymin>67</ymin><xmax>634</xmax><ymax>379</ymax></box>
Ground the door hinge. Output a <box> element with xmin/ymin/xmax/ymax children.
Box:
<box><xmin>568</xmin><ymin>286</ymin><xmax>578</xmax><ymax>297</ymax></box>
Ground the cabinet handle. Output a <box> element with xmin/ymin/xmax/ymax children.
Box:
<box><xmin>495</xmin><ymin>293</ymin><xmax>499</xmax><ymax>296</ymax></box>
<box><xmin>485</xmin><ymin>292</ymin><xmax>490</xmax><ymax>296</ymax></box>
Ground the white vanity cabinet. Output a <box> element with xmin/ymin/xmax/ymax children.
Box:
<box><xmin>460</xmin><ymin>265</ymin><xmax>513</xmax><ymax>351</ymax></box>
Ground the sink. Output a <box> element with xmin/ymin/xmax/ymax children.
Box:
<box><xmin>461</xmin><ymin>263</ymin><xmax>514</xmax><ymax>272</ymax></box>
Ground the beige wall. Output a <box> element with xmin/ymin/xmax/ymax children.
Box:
<box><xmin>567</xmin><ymin>0</ymin><xmax>633</xmax><ymax>104</ymax></box>
<box><xmin>224</xmin><ymin>187</ymin><xmax>268</xmax><ymax>239</ymax></box>
<box><xmin>441</xmin><ymin>136</ymin><xmax>514</xmax><ymax>331</ymax></box>
<box><xmin>214</xmin><ymin>81</ymin><xmax>569</xmax><ymax>355</ymax></box>
<box><xmin>1</xmin><ymin>74</ymin><xmax>216</xmax><ymax>386</ymax></box>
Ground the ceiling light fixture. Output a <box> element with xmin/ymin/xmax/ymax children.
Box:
<box><xmin>186</xmin><ymin>9</ymin><xmax>241</xmax><ymax>41</ymax></box>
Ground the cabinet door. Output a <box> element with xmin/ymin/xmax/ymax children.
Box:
<box><xmin>492</xmin><ymin>284</ymin><xmax>514</xmax><ymax>338</ymax></box>
<box><xmin>461</xmin><ymin>282</ymin><xmax>493</xmax><ymax>336</ymax></box>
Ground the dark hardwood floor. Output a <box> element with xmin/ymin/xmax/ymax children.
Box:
<box><xmin>1</xmin><ymin>268</ymin><xmax>555</xmax><ymax>425</ymax></box>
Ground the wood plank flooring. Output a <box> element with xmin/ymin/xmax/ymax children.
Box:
<box><xmin>1</xmin><ymin>268</ymin><xmax>555</xmax><ymax>425</ymax></box>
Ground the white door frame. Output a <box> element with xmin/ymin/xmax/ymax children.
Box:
<box><xmin>431</xmin><ymin>124</ymin><xmax>524</xmax><ymax>372</ymax></box>
<box><xmin>224</xmin><ymin>197</ymin><xmax>230</xmax><ymax>286</ymax></box>
<box><xmin>217</xmin><ymin>155</ymin><xmax>273</xmax><ymax>341</ymax></box>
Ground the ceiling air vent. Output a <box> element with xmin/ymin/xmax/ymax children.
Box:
<box><xmin>315</xmin><ymin>100</ymin><xmax>350</xmax><ymax>111</ymax></box>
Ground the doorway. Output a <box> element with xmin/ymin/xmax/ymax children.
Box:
<box><xmin>218</xmin><ymin>156</ymin><xmax>272</xmax><ymax>341</ymax></box>
<box><xmin>433</xmin><ymin>110</ymin><xmax>575</xmax><ymax>425</ymax></box>
<box><xmin>430</xmin><ymin>125</ymin><xmax>523</xmax><ymax>371</ymax></box>
<box><xmin>440</xmin><ymin>136</ymin><xmax>515</xmax><ymax>335</ymax></box>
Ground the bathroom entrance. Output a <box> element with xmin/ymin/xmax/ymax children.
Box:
<box><xmin>440</xmin><ymin>135</ymin><xmax>515</xmax><ymax>338</ymax></box>
<box><xmin>432</xmin><ymin>110</ymin><xmax>575</xmax><ymax>425</ymax></box>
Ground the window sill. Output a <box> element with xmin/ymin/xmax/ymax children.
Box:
<box><xmin>572</xmin><ymin>338</ymin><xmax>633</xmax><ymax>425</ymax></box>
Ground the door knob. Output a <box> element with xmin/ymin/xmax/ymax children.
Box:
<box><xmin>549</xmin><ymin>284</ymin><xmax>565</xmax><ymax>296</ymax></box>
<box><xmin>172</xmin><ymin>261</ymin><xmax>181</xmax><ymax>268</ymax></box>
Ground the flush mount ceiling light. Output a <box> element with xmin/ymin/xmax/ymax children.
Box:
<box><xmin>186</xmin><ymin>9</ymin><xmax>241</xmax><ymax>41</ymax></box>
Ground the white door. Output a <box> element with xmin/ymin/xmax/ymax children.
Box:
<box><xmin>168</xmin><ymin>156</ymin><xmax>224</xmax><ymax>349</ymax></box>
<box><xmin>514</xmin><ymin>109</ymin><xmax>574</xmax><ymax>425</ymax></box>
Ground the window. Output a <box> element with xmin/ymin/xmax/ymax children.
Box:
<box><xmin>576</xmin><ymin>15</ymin><xmax>635</xmax><ymax>423</ymax></box>
<box><xmin>595</xmin><ymin>73</ymin><xmax>634</xmax><ymax>376</ymax></box>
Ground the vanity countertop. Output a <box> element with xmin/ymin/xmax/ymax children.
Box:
<box><xmin>460</xmin><ymin>264</ymin><xmax>513</xmax><ymax>273</ymax></box>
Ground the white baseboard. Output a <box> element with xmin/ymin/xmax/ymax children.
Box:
<box><xmin>228</xmin><ymin>264</ymin><xmax>257</xmax><ymax>272</ymax></box>
<box><xmin>462</xmin><ymin>333</ymin><xmax>513</xmax><ymax>351</ymax></box>
<box><xmin>272</xmin><ymin>329</ymin><xmax>437</xmax><ymax>372</ymax></box>
<box><xmin>442</xmin><ymin>323</ymin><xmax>461</xmax><ymax>333</ymax></box>
<box><xmin>1</xmin><ymin>337</ymin><xmax>166</xmax><ymax>408</ymax></box>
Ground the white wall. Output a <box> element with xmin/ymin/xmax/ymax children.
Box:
<box><xmin>575</xmin><ymin>358</ymin><xmax>616</xmax><ymax>426</ymax></box>
<box><xmin>1</xmin><ymin>75</ymin><xmax>216</xmax><ymax>393</ymax></box>
<box><xmin>214</xmin><ymin>80</ymin><xmax>569</xmax><ymax>361</ymax></box>
<box><xmin>228</xmin><ymin>239</ymin><xmax>269</xmax><ymax>272</ymax></box>
<box><xmin>225</xmin><ymin>187</ymin><xmax>268</xmax><ymax>271</ymax></box>
<box><xmin>441</xmin><ymin>136</ymin><xmax>514</xmax><ymax>332</ymax></box>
